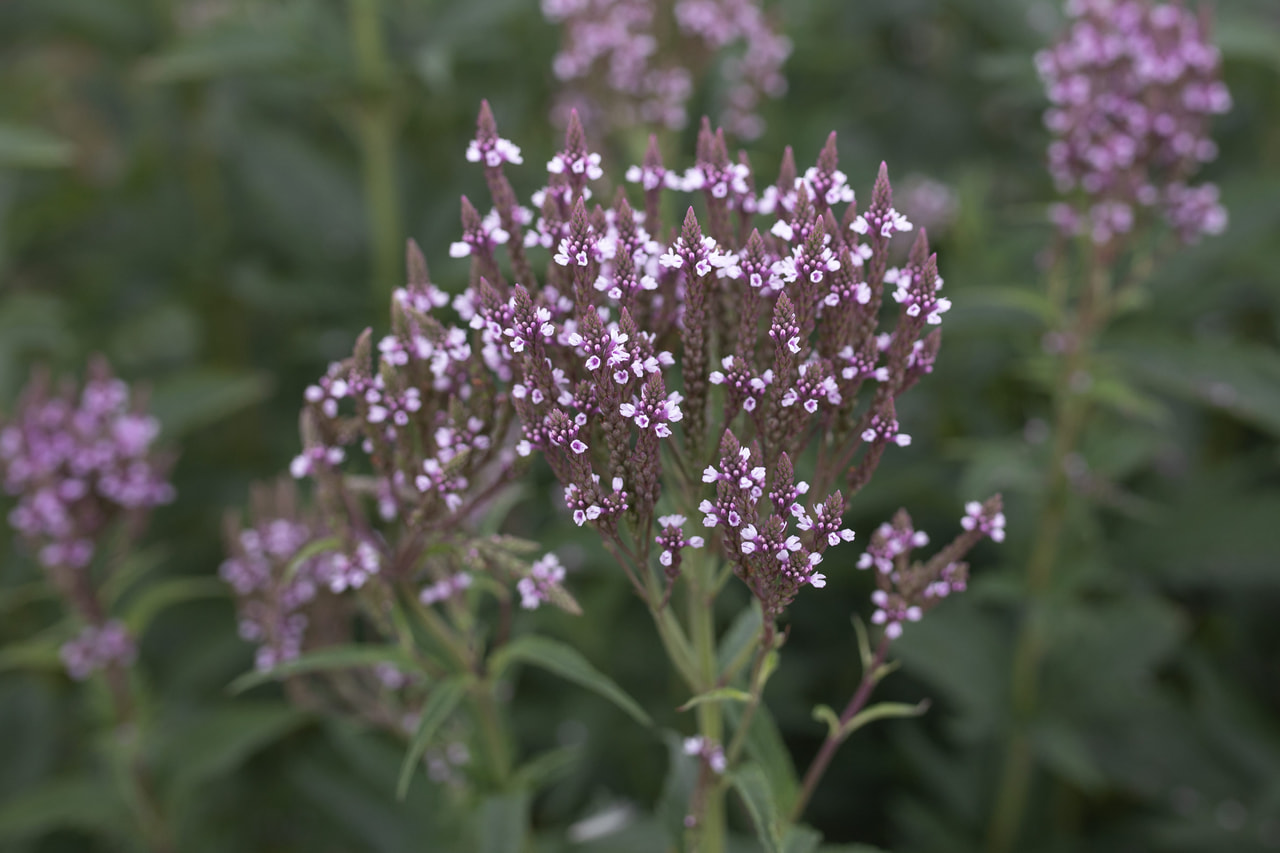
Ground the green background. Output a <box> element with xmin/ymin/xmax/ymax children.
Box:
<box><xmin>1</xmin><ymin>0</ymin><xmax>1278</xmax><ymax>850</ymax></box>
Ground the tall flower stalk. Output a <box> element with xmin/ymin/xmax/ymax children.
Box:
<box><xmin>987</xmin><ymin>3</ymin><xmax>1230</xmax><ymax>850</ymax></box>
<box><xmin>452</xmin><ymin>102</ymin><xmax>1002</xmax><ymax>849</ymax></box>
<box><xmin>0</xmin><ymin>358</ymin><xmax>176</xmax><ymax>851</ymax></box>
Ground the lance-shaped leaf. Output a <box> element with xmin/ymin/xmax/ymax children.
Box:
<box><xmin>490</xmin><ymin>636</ymin><xmax>651</xmax><ymax>726</ymax></box>
<box><xmin>732</xmin><ymin>762</ymin><xmax>784</xmax><ymax>853</ymax></box>
<box><xmin>228</xmin><ymin>644</ymin><xmax>416</xmax><ymax>694</ymax></box>
<box><xmin>677</xmin><ymin>686</ymin><xmax>752</xmax><ymax>712</ymax></box>
<box><xmin>397</xmin><ymin>676</ymin><xmax>469</xmax><ymax>798</ymax></box>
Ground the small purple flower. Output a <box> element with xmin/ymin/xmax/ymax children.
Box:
<box><xmin>518</xmin><ymin>553</ymin><xmax>567</xmax><ymax>610</ymax></box>
<box><xmin>60</xmin><ymin>620</ymin><xmax>137</xmax><ymax>681</ymax></box>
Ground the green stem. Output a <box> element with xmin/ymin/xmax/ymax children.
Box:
<box><xmin>687</xmin><ymin>555</ymin><xmax>726</xmax><ymax>853</ymax></box>
<box><xmin>985</xmin><ymin>255</ymin><xmax>1111</xmax><ymax>853</ymax></box>
<box><xmin>347</xmin><ymin>0</ymin><xmax>401</xmax><ymax>312</ymax></box>
<box><xmin>791</xmin><ymin>637</ymin><xmax>889</xmax><ymax>824</ymax></box>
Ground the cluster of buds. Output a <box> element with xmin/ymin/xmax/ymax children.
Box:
<box><xmin>0</xmin><ymin>359</ymin><xmax>173</xmax><ymax>682</ymax></box>
<box><xmin>543</xmin><ymin>0</ymin><xmax>790</xmax><ymax>139</ymax></box>
<box><xmin>1038</xmin><ymin>0</ymin><xmax>1231</xmax><ymax>244</ymax></box>
<box><xmin>857</xmin><ymin>497</ymin><xmax>1005</xmax><ymax>639</ymax></box>
<box><xmin>438</xmin><ymin>102</ymin><xmax>997</xmax><ymax>626</ymax></box>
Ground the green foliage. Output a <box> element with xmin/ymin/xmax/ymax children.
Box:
<box><xmin>0</xmin><ymin>0</ymin><xmax>1278</xmax><ymax>850</ymax></box>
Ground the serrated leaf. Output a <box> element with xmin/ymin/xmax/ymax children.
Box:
<box><xmin>228</xmin><ymin>644</ymin><xmax>416</xmax><ymax>694</ymax></box>
<box><xmin>490</xmin><ymin>635</ymin><xmax>651</xmax><ymax>726</ymax></box>
<box><xmin>397</xmin><ymin>676</ymin><xmax>468</xmax><ymax>799</ymax></box>
<box><xmin>0</xmin><ymin>123</ymin><xmax>74</xmax><ymax>169</ymax></box>
<box><xmin>121</xmin><ymin>576</ymin><xmax>225</xmax><ymax>636</ymax></box>
<box><xmin>732</xmin><ymin>762</ymin><xmax>783</xmax><ymax>853</ymax></box>
<box><xmin>1113</xmin><ymin>337</ymin><xmax>1280</xmax><ymax>438</ymax></box>
<box><xmin>677</xmin><ymin>687</ymin><xmax>752</xmax><ymax>713</ymax></box>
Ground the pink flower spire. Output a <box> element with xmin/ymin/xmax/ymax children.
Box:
<box><xmin>544</xmin><ymin>0</ymin><xmax>791</xmax><ymax>139</ymax></box>
<box><xmin>1038</xmin><ymin>0</ymin><xmax>1231</xmax><ymax>244</ymax></box>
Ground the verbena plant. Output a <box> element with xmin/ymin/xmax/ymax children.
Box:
<box><xmin>224</xmin><ymin>103</ymin><xmax>1004</xmax><ymax>851</ymax></box>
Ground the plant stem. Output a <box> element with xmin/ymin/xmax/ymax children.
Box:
<box><xmin>791</xmin><ymin>637</ymin><xmax>890</xmax><ymax>823</ymax></box>
<box><xmin>347</xmin><ymin>0</ymin><xmax>401</xmax><ymax>313</ymax></box>
<box><xmin>687</xmin><ymin>553</ymin><xmax>726</xmax><ymax>853</ymax></box>
<box><xmin>985</xmin><ymin>255</ymin><xmax>1112</xmax><ymax>853</ymax></box>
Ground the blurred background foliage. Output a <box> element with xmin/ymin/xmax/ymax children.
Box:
<box><xmin>1</xmin><ymin>0</ymin><xmax>1278</xmax><ymax>851</ymax></box>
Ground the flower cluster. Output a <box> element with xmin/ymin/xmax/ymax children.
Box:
<box><xmin>219</xmin><ymin>481</ymin><xmax>349</xmax><ymax>671</ymax></box>
<box><xmin>857</xmin><ymin>496</ymin><xmax>1005</xmax><ymax>639</ymax></box>
<box><xmin>543</xmin><ymin>0</ymin><xmax>791</xmax><ymax>139</ymax></box>
<box><xmin>437</xmin><ymin>103</ymin><xmax>993</xmax><ymax>625</ymax></box>
<box><xmin>60</xmin><ymin>620</ymin><xmax>137</xmax><ymax>681</ymax></box>
<box><xmin>0</xmin><ymin>358</ymin><xmax>173</xmax><ymax>573</ymax></box>
<box><xmin>289</xmin><ymin>237</ymin><xmax>528</xmax><ymax>590</ymax></box>
<box><xmin>1038</xmin><ymin>0</ymin><xmax>1231</xmax><ymax>243</ymax></box>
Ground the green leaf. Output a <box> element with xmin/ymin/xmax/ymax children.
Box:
<box><xmin>0</xmin><ymin>123</ymin><xmax>74</xmax><ymax>169</ymax></box>
<box><xmin>512</xmin><ymin>744</ymin><xmax>582</xmax><ymax>790</ymax></box>
<box><xmin>0</xmin><ymin>630</ymin><xmax>73</xmax><ymax>673</ymax></box>
<box><xmin>100</xmin><ymin>545</ymin><xmax>169</xmax><ymax>608</ymax></box>
<box><xmin>138</xmin><ymin>24</ymin><xmax>301</xmax><ymax>83</ymax></box>
<box><xmin>228</xmin><ymin>644</ymin><xmax>416</xmax><ymax>694</ymax></box>
<box><xmin>121</xmin><ymin>576</ymin><xmax>225</xmax><ymax>636</ymax></box>
<box><xmin>157</xmin><ymin>703</ymin><xmax>307</xmax><ymax>801</ymax></box>
<box><xmin>1031</xmin><ymin>722</ymin><xmax>1106</xmax><ymax>793</ymax></box>
<box><xmin>283</xmin><ymin>536</ymin><xmax>340</xmax><ymax>582</ymax></box>
<box><xmin>782</xmin><ymin>825</ymin><xmax>823</xmax><ymax>853</ymax></box>
<box><xmin>397</xmin><ymin>676</ymin><xmax>468</xmax><ymax>799</ymax></box>
<box><xmin>490</xmin><ymin>635</ymin><xmax>651</xmax><ymax>727</ymax></box>
<box><xmin>840</xmin><ymin>700</ymin><xmax>930</xmax><ymax>739</ymax></box>
<box><xmin>148</xmin><ymin>369</ymin><xmax>273</xmax><ymax>437</ymax></box>
<box><xmin>656</xmin><ymin>731</ymin><xmax>698</xmax><ymax>848</ymax></box>
<box><xmin>716</xmin><ymin>603</ymin><xmax>763</xmax><ymax>680</ymax></box>
<box><xmin>1113</xmin><ymin>337</ymin><xmax>1280</xmax><ymax>438</ymax></box>
<box><xmin>477</xmin><ymin>791</ymin><xmax>529</xmax><ymax>853</ymax></box>
<box><xmin>725</xmin><ymin>703</ymin><xmax>798</xmax><ymax>817</ymax></box>
<box><xmin>812</xmin><ymin>704</ymin><xmax>842</xmax><ymax>741</ymax></box>
<box><xmin>677</xmin><ymin>687</ymin><xmax>752</xmax><ymax>713</ymax></box>
<box><xmin>0</xmin><ymin>776</ymin><xmax>130</xmax><ymax>841</ymax></box>
<box><xmin>732</xmin><ymin>762</ymin><xmax>783</xmax><ymax>853</ymax></box>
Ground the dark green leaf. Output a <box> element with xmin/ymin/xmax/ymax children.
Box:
<box><xmin>732</xmin><ymin>762</ymin><xmax>782</xmax><ymax>853</ymax></box>
<box><xmin>0</xmin><ymin>123</ymin><xmax>74</xmax><ymax>169</ymax></box>
<box><xmin>490</xmin><ymin>635</ymin><xmax>651</xmax><ymax>726</ymax></box>
<box><xmin>228</xmin><ymin>644</ymin><xmax>416</xmax><ymax>694</ymax></box>
<box><xmin>0</xmin><ymin>776</ymin><xmax>130</xmax><ymax>841</ymax></box>
<box><xmin>121</xmin><ymin>576</ymin><xmax>225</xmax><ymax>636</ymax></box>
<box><xmin>477</xmin><ymin>791</ymin><xmax>529</xmax><ymax>853</ymax></box>
<box><xmin>397</xmin><ymin>675</ymin><xmax>469</xmax><ymax>799</ymax></box>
